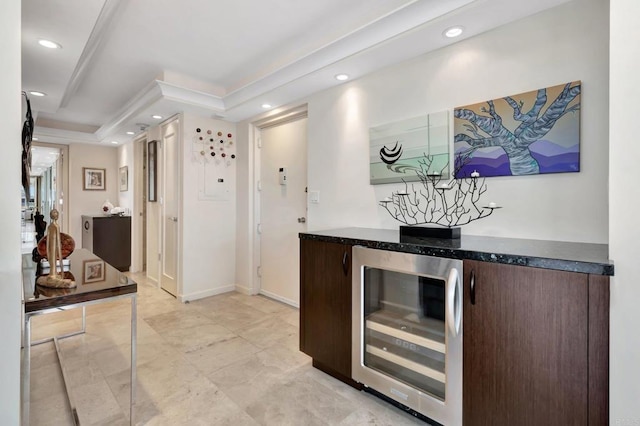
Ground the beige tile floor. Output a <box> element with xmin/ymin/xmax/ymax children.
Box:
<box><xmin>27</xmin><ymin>272</ymin><xmax>425</xmax><ymax>425</ymax></box>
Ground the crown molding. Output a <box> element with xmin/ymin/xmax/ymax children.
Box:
<box><xmin>60</xmin><ymin>0</ymin><xmax>127</xmax><ymax>108</ymax></box>
<box><xmin>158</xmin><ymin>81</ymin><xmax>225</xmax><ymax>112</ymax></box>
<box><xmin>96</xmin><ymin>80</ymin><xmax>225</xmax><ymax>140</ymax></box>
<box><xmin>33</xmin><ymin>127</ymin><xmax>100</xmax><ymax>145</ymax></box>
<box><xmin>95</xmin><ymin>80</ymin><xmax>165</xmax><ymax>140</ymax></box>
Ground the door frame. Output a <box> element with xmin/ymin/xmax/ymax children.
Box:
<box><xmin>250</xmin><ymin>104</ymin><xmax>308</xmax><ymax>299</ymax></box>
<box><xmin>32</xmin><ymin>142</ymin><xmax>69</xmax><ymax>233</ymax></box>
<box><xmin>132</xmin><ymin>134</ymin><xmax>147</xmax><ymax>273</ymax></box>
<box><xmin>159</xmin><ymin>114</ymin><xmax>183</xmax><ymax>297</ymax></box>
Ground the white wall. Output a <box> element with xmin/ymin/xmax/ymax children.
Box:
<box><xmin>68</xmin><ymin>144</ymin><xmax>119</xmax><ymax>242</ymax></box>
<box><xmin>0</xmin><ymin>0</ymin><xmax>22</xmax><ymax>422</ymax></box>
<box><xmin>180</xmin><ymin>114</ymin><xmax>237</xmax><ymax>301</ymax></box>
<box><xmin>305</xmin><ymin>0</ymin><xmax>609</xmax><ymax>243</ymax></box>
<box><xmin>235</xmin><ymin>122</ymin><xmax>255</xmax><ymax>293</ymax></box>
<box><xmin>235</xmin><ymin>0</ymin><xmax>610</xmax><ymax>290</ymax></box>
<box><xmin>609</xmin><ymin>0</ymin><xmax>640</xmax><ymax>421</ymax></box>
<box><xmin>117</xmin><ymin>142</ymin><xmax>137</xmax><ymax>270</ymax></box>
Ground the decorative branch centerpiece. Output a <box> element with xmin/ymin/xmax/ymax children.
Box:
<box><xmin>380</xmin><ymin>154</ymin><xmax>499</xmax><ymax>238</ymax></box>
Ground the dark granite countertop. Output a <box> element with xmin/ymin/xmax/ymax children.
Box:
<box><xmin>300</xmin><ymin>227</ymin><xmax>614</xmax><ymax>276</ymax></box>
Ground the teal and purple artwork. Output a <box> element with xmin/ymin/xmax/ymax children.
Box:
<box><xmin>369</xmin><ymin>111</ymin><xmax>449</xmax><ymax>185</ymax></box>
<box><xmin>454</xmin><ymin>81</ymin><xmax>581</xmax><ymax>178</ymax></box>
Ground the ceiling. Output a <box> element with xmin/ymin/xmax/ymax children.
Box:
<box><xmin>22</xmin><ymin>0</ymin><xmax>571</xmax><ymax>146</ymax></box>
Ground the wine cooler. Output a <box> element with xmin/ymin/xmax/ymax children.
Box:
<box><xmin>352</xmin><ymin>246</ymin><xmax>462</xmax><ymax>425</ymax></box>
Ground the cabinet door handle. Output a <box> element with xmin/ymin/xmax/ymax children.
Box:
<box><xmin>470</xmin><ymin>269</ymin><xmax>476</xmax><ymax>305</ymax></box>
<box><xmin>342</xmin><ymin>251</ymin><xmax>349</xmax><ymax>276</ymax></box>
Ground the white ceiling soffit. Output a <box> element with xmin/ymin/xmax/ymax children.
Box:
<box><xmin>62</xmin><ymin>0</ymin><xmax>478</xmax><ymax>141</ymax></box>
<box><xmin>22</xmin><ymin>0</ymin><xmax>107</xmax><ymax>115</ymax></box>
<box><xmin>29</xmin><ymin>0</ymin><xmax>573</xmax><ymax>143</ymax></box>
<box><xmin>223</xmin><ymin>0</ymin><xmax>575</xmax><ymax>121</ymax></box>
<box><xmin>222</xmin><ymin>0</ymin><xmax>475</xmax><ymax>109</ymax></box>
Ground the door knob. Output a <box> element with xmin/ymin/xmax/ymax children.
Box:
<box><xmin>169</xmin><ymin>216</ymin><xmax>178</xmax><ymax>222</ymax></box>
<box><xmin>297</xmin><ymin>217</ymin><xmax>306</xmax><ymax>223</ymax></box>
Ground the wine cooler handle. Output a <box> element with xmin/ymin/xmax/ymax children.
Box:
<box><xmin>470</xmin><ymin>269</ymin><xmax>476</xmax><ymax>305</ymax></box>
<box><xmin>446</xmin><ymin>268</ymin><xmax>462</xmax><ymax>337</ymax></box>
<box><xmin>342</xmin><ymin>251</ymin><xmax>349</xmax><ymax>276</ymax></box>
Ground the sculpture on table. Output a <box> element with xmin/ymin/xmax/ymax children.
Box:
<box><xmin>36</xmin><ymin>209</ymin><xmax>76</xmax><ymax>288</ymax></box>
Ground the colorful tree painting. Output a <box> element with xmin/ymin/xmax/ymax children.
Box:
<box><xmin>454</xmin><ymin>81</ymin><xmax>581</xmax><ymax>177</ymax></box>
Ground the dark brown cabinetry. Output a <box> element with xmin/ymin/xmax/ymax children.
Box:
<box><xmin>82</xmin><ymin>215</ymin><xmax>132</xmax><ymax>272</ymax></box>
<box><xmin>463</xmin><ymin>260</ymin><xmax>609</xmax><ymax>426</ymax></box>
<box><xmin>300</xmin><ymin>239</ymin><xmax>359</xmax><ymax>387</ymax></box>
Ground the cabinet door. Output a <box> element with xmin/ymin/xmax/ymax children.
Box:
<box><xmin>300</xmin><ymin>239</ymin><xmax>352</xmax><ymax>378</ymax></box>
<box><xmin>463</xmin><ymin>260</ymin><xmax>588</xmax><ymax>426</ymax></box>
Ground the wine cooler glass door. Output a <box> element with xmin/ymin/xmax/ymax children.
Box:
<box><xmin>363</xmin><ymin>267</ymin><xmax>448</xmax><ymax>400</ymax></box>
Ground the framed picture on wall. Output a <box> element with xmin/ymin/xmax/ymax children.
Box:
<box><xmin>119</xmin><ymin>166</ymin><xmax>128</xmax><ymax>192</ymax></box>
<box><xmin>83</xmin><ymin>167</ymin><xmax>106</xmax><ymax>191</ymax></box>
<box><xmin>148</xmin><ymin>140</ymin><xmax>157</xmax><ymax>202</ymax></box>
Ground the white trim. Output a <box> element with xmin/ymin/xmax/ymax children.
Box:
<box><xmin>132</xmin><ymin>134</ymin><xmax>146</xmax><ymax>274</ymax></box>
<box><xmin>251</xmin><ymin>105</ymin><xmax>308</xmax><ymax>305</ymax></box>
<box><xmin>179</xmin><ymin>285</ymin><xmax>235</xmax><ymax>303</ymax></box>
<box><xmin>96</xmin><ymin>81</ymin><xmax>225</xmax><ymax>141</ymax></box>
<box><xmin>158</xmin><ymin>81</ymin><xmax>225</xmax><ymax>112</ymax></box>
<box><xmin>259</xmin><ymin>289</ymin><xmax>299</xmax><ymax>308</ymax></box>
<box><xmin>252</xmin><ymin>104</ymin><xmax>308</xmax><ymax>129</ymax></box>
<box><xmin>33</xmin><ymin>127</ymin><xmax>99</xmax><ymax>145</ymax></box>
<box><xmin>234</xmin><ymin>283</ymin><xmax>253</xmax><ymax>296</ymax></box>
<box><xmin>96</xmin><ymin>80</ymin><xmax>165</xmax><ymax>140</ymax></box>
<box><xmin>60</xmin><ymin>0</ymin><xmax>127</xmax><ymax>108</ymax></box>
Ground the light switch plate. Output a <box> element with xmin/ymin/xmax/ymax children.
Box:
<box><xmin>309</xmin><ymin>191</ymin><xmax>320</xmax><ymax>203</ymax></box>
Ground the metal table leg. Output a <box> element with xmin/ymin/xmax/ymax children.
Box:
<box><xmin>21</xmin><ymin>314</ymin><xmax>31</xmax><ymax>426</ymax></box>
<box><xmin>130</xmin><ymin>294</ymin><xmax>137</xmax><ymax>425</ymax></box>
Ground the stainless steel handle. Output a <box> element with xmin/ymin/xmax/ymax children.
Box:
<box><xmin>297</xmin><ymin>217</ymin><xmax>306</xmax><ymax>223</ymax></box>
<box><xmin>169</xmin><ymin>216</ymin><xmax>178</xmax><ymax>222</ymax></box>
<box><xmin>446</xmin><ymin>268</ymin><xmax>462</xmax><ymax>337</ymax></box>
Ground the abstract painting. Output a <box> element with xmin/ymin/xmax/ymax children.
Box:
<box><xmin>454</xmin><ymin>81</ymin><xmax>581</xmax><ymax>178</ymax></box>
<box><xmin>369</xmin><ymin>111</ymin><xmax>449</xmax><ymax>184</ymax></box>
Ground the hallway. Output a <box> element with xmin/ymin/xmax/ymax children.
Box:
<box><xmin>27</xmin><ymin>273</ymin><xmax>424</xmax><ymax>425</ymax></box>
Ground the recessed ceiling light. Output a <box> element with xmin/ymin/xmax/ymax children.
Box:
<box><xmin>335</xmin><ymin>74</ymin><xmax>349</xmax><ymax>81</ymax></box>
<box><xmin>126</xmin><ymin>131</ymin><xmax>135</xmax><ymax>135</ymax></box>
<box><xmin>38</xmin><ymin>39</ymin><xmax>62</xmax><ymax>49</ymax></box>
<box><xmin>29</xmin><ymin>91</ymin><xmax>46</xmax><ymax>97</ymax></box>
<box><xmin>111</xmin><ymin>141</ymin><xmax>119</xmax><ymax>144</ymax></box>
<box><xmin>152</xmin><ymin>115</ymin><xmax>163</xmax><ymax>119</ymax></box>
<box><xmin>443</xmin><ymin>26</ymin><xmax>464</xmax><ymax>38</ymax></box>
<box><xmin>261</xmin><ymin>104</ymin><xmax>272</xmax><ymax>109</ymax></box>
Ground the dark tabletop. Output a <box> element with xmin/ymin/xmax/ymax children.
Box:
<box><xmin>300</xmin><ymin>227</ymin><xmax>613</xmax><ymax>276</ymax></box>
<box><xmin>23</xmin><ymin>248</ymin><xmax>137</xmax><ymax>313</ymax></box>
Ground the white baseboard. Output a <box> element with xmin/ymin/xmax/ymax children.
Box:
<box><xmin>178</xmin><ymin>285</ymin><xmax>235</xmax><ymax>303</ymax></box>
<box><xmin>258</xmin><ymin>289</ymin><xmax>299</xmax><ymax>308</ymax></box>
<box><xmin>234</xmin><ymin>284</ymin><xmax>256</xmax><ymax>295</ymax></box>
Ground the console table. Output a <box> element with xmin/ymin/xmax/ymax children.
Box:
<box><xmin>21</xmin><ymin>249</ymin><xmax>137</xmax><ymax>425</ymax></box>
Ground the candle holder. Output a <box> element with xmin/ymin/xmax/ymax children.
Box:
<box><xmin>379</xmin><ymin>155</ymin><xmax>499</xmax><ymax>238</ymax></box>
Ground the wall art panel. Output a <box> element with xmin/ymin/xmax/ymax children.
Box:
<box><xmin>454</xmin><ymin>81</ymin><xmax>581</xmax><ymax>178</ymax></box>
<box><xmin>369</xmin><ymin>111</ymin><xmax>449</xmax><ymax>184</ymax></box>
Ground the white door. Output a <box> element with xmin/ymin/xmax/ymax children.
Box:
<box><xmin>161</xmin><ymin>118</ymin><xmax>180</xmax><ymax>296</ymax></box>
<box><xmin>259</xmin><ymin>118</ymin><xmax>307</xmax><ymax>306</ymax></box>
